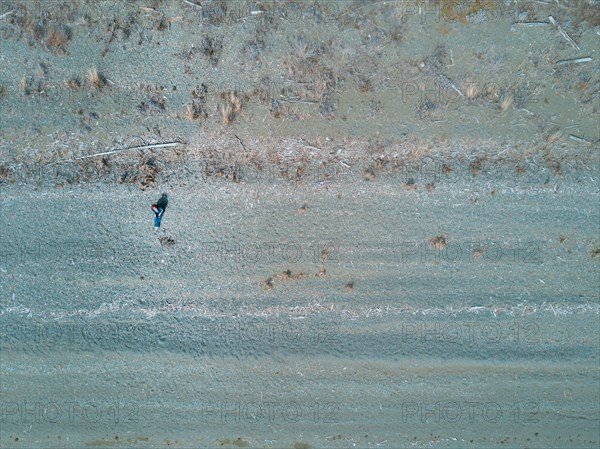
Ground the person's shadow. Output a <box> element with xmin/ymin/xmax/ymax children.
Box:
<box><xmin>156</xmin><ymin>193</ymin><xmax>168</xmax><ymax>211</ymax></box>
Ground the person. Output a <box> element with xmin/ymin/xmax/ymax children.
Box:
<box><xmin>151</xmin><ymin>203</ymin><xmax>164</xmax><ymax>230</ymax></box>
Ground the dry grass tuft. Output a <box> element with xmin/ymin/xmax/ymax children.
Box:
<box><xmin>200</xmin><ymin>35</ymin><xmax>223</xmax><ymax>66</ymax></box>
<box><xmin>263</xmin><ymin>269</ymin><xmax>308</xmax><ymax>289</ymax></box>
<box><xmin>19</xmin><ymin>76</ymin><xmax>47</xmax><ymax>96</ymax></box>
<box><xmin>546</xmin><ymin>129</ymin><xmax>562</xmax><ymax>144</ymax></box>
<box><xmin>363</xmin><ymin>168</ymin><xmax>376</xmax><ymax>181</ymax></box>
<box><xmin>45</xmin><ymin>26</ymin><xmax>71</xmax><ymax>54</ymax></box>
<box><xmin>137</xmin><ymin>84</ymin><xmax>167</xmax><ymax>113</ymax></box>
<box><xmin>87</xmin><ymin>68</ymin><xmax>107</xmax><ymax>89</ymax></box>
<box><xmin>429</xmin><ymin>236</ymin><xmax>446</xmax><ymax>250</ymax></box>
<box><xmin>221</xmin><ymin>105</ymin><xmax>233</xmax><ymax>125</ymax></box>
<box><xmin>499</xmin><ymin>95</ymin><xmax>513</xmax><ymax>112</ymax></box>
<box><xmin>19</xmin><ymin>77</ymin><xmax>29</xmax><ymax>92</ymax></box>
<box><xmin>515</xmin><ymin>165</ymin><xmax>527</xmax><ymax>176</ymax></box>
<box><xmin>94</xmin><ymin>157</ymin><xmax>112</xmax><ymax>176</ymax></box>
<box><xmin>117</xmin><ymin>155</ymin><xmax>160</xmax><ymax>190</ymax></box>
<box><xmin>185</xmin><ymin>100</ymin><xmax>208</xmax><ymax>121</ymax></box>
<box><xmin>262</xmin><ymin>277</ymin><xmax>274</xmax><ymax>289</ymax></box>
<box><xmin>407</xmin><ymin>143</ymin><xmax>433</xmax><ymax>160</ymax></box>
<box><xmin>579</xmin><ymin>1</ymin><xmax>600</xmax><ymax>27</ymax></box>
<box><xmin>470</xmin><ymin>159</ymin><xmax>483</xmax><ymax>177</ymax></box>
<box><xmin>275</xmin><ymin>269</ymin><xmax>306</xmax><ymax>282</ymax></box>
<box><xmin>284</xmin><ymin>35</ymin><xmax>324</xmax><ymax>78</ymax></box>
<box><xmin>462</xmin><ymin>81</ymin><xmax>480</xmax><ymax>100</ymax></box>
<box><xmin>0</xmin><ymin>164</ymin><xmax>13</xmax><ymax>183</ymax></box>
<box><xmin>404</xmin><ymin>179</ymin><xmax>417</xmax><ymax>190</ymax></box>
<box><xmin>220</xmin><ymin>91</ymin><xmax>248</xmax><ymax>125</ymax></box>
<box><xmin>64</xmin><ymin>77</ymin><xmax>81</xmax><ymax>90</ymax></box>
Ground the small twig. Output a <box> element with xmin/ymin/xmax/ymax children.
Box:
<box><xmin>449</xmin><ymin>83</ymin><xmax>464</xmax><ymax>97</ymax></box>
<box><xmin>298</xmin><ymin>142</ymin><xmax>323</xmax><ymax>151</ymax></box>
<box><xmin>303</xmin><ymin>145</ymin><xmax>321</xmax><ymax>151</ymax></box>
<box><xmin>280</xmin><ymin>97</ymin><xmax>317</xmax><ymax>104</ymax></box>
<box><xmin>548</xmin><ymin>16</ymin><xmax>580</xmax><ymax>50</ymax></box>
<box><xmin>73</xmin><ymin>141</ymin><xmax>181</xmax><ymax>160</ymax></box>
<box><xmin>513</xmin><ymin>21</ymin><xmax>549</xmax><ymax>27</ymax></box>
<box><xmin>568</xmin><ymin>134</ymin><xmax>591</xmax><ymax>144</ymax></box>
<box><xmin>232</xmin><ymin>133</ymin><xmax>247</xmax><ymax>153</ymax></box>
<box><xmin>535</xmin><ymin>0</ymin><xmax>569</xmax><ymax>9</ymax></box>
<box><xmin>0</xmin><ymin>10</ymin><xmax>13</xmax><ymax>20</ymax></box>
<box><xmin>182</xmin><ymin>0</ymin><xmax>202</xmax><ymax>8</ymax></box>
<box><xmin>556</xmin><ymin>57</ymin><xmax>592</xmax><ymax>65</ymax></box>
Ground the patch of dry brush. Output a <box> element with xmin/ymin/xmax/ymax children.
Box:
<box><xmin>220</xmin><ymin>91</ymin><xmax>248</xmax><ymax>125</ymax></box>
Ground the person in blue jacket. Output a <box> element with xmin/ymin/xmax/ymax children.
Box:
<box><xmin>151</xmin><ymin>203</ymin><xmax>164</xmax><ymax>230</ymax></box>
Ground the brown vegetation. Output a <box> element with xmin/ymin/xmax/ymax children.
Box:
<box><xmin>185</xmin><ymin>100</ymin><xmax>208</xmax><ymax>121</ymax></box>
<box><xmin>44</xmin><ymin>25</ymin><xmax>71</xmax><ymax>54</ymax></box>
<box><xmin>220</xmin><ymin>91</ymin><xmax>248</xmax><ymax>125</ymax></box>
<box><xmin>116</xmin><ymin>155</ymin><xmax>160</xmax><ymax>190</ymax></box>
<box><xmin>64</xmin><ymin>76</ymin><xmax>81</xmax><ymax>90</ymax></box>
<box><xmin>429</xmin><ymin>236</ymin><xmax>447</xmax><ymax>250</ymax></box>
<box><xmin>297</xmin><ymin>203</ymin><xmax>308</xmax><ymax>214</ymax></box>
<box><xmin>87</xmin><ymin>69</ymin><xmax>107</xmax><ymax>89</ymax></box>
